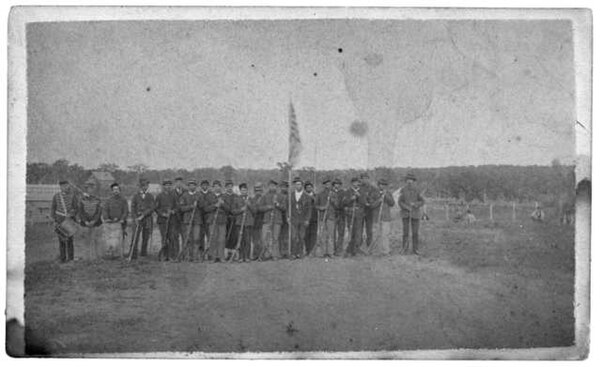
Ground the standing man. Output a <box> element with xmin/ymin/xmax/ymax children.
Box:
<box><xmin>231</xmin><ymin>183</ymin><xmax>255</xmax><ymax>262</ymax></box>
<box><xmin>102</xmin><ymin>183</ymin><xmax>129</xmax><ymax>258</ymax></box>
<box><xmin>331</xmin><ymin>178</ymin><xmax>346</xmax><ymax>256</ymax></box>
<box><xmin>360</xmin><ymin>172</ymin><xmax>377</xmax><ymax>250</ymax></box>
<box><xmin>369</xmin><ymin>178</ymin><xmax>395</xmax><ymax>256</ymax></box>
<box><xmin>78</xmin><ymin>180</ymin><xmax>103</xmax><ymax>260</ymax></box>
<box><xmin>343</xmin><ymin>177</ymin><xmax>369</xmax><ymax>257</ymax></box>
<box><xmin>155</xmin><ymin>179</ymin><xmax>178</xmax><ymax>261</ymax></box>
<box><xmin>289</xmin><ymin>177</ymin><xmax>313</xmax><ymax>259</ymax></box>
<box><xmin>278</xmin><ymin>180</ymin><xmax>290</xmax><ymax>258</ymax></box>
<box><xmin>315</xmin><ymin>178</ymin><xmax>335</xmax><ymax>257</ymax></box>
<box><xmin>257</xmin><ymin>179</ymin><xmax>286</xmax><ymax>261</ymax></box>
<box><xmin>130</xmin><ymin>178</ymin><xmax>156</xmax><ymax>259</ymax></box>
<box><xmin>398</xmin><ymin>173</ymin><xmax>425</xmax><ymax>255</ymax></box>
<box><xmin>250</xmin><ymin>182</ymin><xmax>265</xmax><ymax>260</ymax></box>
<box><xmin>179</xmin><ymin>179</ymin><xmax>203</xmax><ymax>261</ymax></box>
<box><xmin>204</xmin><ymin>180</ymin><xmax>231</xmax><ymax>262</ymax></box>
<box><xmin>171</xmin><ymin>177</ymin><xmax>187</xmax><ymax>250</ymax></box>
<box><xmin>198</xmin><ymin>180</ymin><xmax>212</xmax><ymax>254</ymax></box>
<box><xmin>51</xmin><ymin>180</ymin><xmax>79</xmax><ymax>263</ymax></box>
<box><xmin>304</xmin><ymin>181</ymin><xmax>319</xmax><ymax>256</ymax></box>
<box><xmin>223</xmin><ymin>180</ymin><xmax>237</xmax><ymax>255</ymax></box>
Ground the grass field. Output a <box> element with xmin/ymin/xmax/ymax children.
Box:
<box><xmin>23</xmin><ymin>216</ymin><xmax>575</xmax><ymax>355</ymax></box>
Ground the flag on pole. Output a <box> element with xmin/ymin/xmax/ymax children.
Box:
<box><xmin>288</xmin><ymin>101</ymin><xmax>302</xmax><ymax>167</ymax></box>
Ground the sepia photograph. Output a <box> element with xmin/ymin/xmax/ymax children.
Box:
<box><xmin>6</xmin><ymin>6</ymin><xmax>592</xmax><ymax>359</ymax></box>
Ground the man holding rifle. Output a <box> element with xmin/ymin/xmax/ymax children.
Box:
<box><xmin>343</xmin><ymin>177</ymin><xmax>369</xmax><ymax>257</ymax></box>
<box><xmin>250</xmin><ymin>183</ymin><xmax>265</xmax><ymax>260</ymax></box>
<box><xmin>155</xmin><ymin>179</ymin><xmax>178</xmax><ymax>261</ymax></box>
<box><xmin>204</xmin><ymin>180</ymin><xmax>231</xmax><ymax>263</ymax></box>
<box><xmin>368</xmin><ymin>178</ymin><xmax>395</xmax><ymax>256</ymax></box>
<box><xmin>331</xmin><ymin>178</ymin><xmax>346</xmax><ymax>256</ymax></box>
<box><xmin>315</xmin><ymin>178</ymin><xmax>336</xmax><ymax>258</ymax></box>
<box><xmin>230</xmin><ymin>183</ymin><xmax>255</xmax><ymax>262</ymax></box>
<box><xmin>398</xmin><ymin>173</ymin><xmax>425</xmax><ymax>255</ymax></box>
<box><xmin>257</xmin><ymin>179</ymin><xmax>286</xmax><ymax>261</ymax></box>
<box><xmin>179</xmin><ymin>179</ymin><xmax>203</xmax><ymax>262</ymax></box>
<box><xmin>130</xmin><ymin>178</ymin><xmax>156</xmax><ymax>259</ymax></box>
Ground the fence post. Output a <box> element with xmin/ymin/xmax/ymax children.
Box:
<box><xmin>489</xmin><ymin>203</ymin><xmax>494</xmax><ymax>222</ymax></box>
<box><xmin>512</xmin><ymin>201</ymin><xmax>516</xmax><ymax>222</ymax></box>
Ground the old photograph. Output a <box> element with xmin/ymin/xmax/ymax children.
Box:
<box><xmin>6</xmin><ymin>7</ymin><xmax>592</xmax><ymax>358</ymax></box>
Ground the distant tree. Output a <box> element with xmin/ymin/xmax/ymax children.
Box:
<box><xmin>98</xmin><ymin>162</ymin><xmax>120</xmax><ymax>172</ymax></box>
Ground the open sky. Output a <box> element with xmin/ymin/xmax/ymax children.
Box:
<box><xmin>26</xmin><ymin>19</ymin><xmax>575</xmax><ymax>170</ymax></box>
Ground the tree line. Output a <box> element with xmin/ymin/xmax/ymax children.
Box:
<box><xmin>26</xmin><ymin>159</ymin><xmax>575</xmax><ymax>204</ymax></box>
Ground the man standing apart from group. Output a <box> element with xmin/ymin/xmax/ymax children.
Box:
<box><xmin>368</xmin><ymin>178</ymin><xmax>395</xmax><ymax>256</ymax></box>
<box><xmin>130</xmin><ymin>178</ymin><xmax>155</xmax><ymax>259</ymax></box>
<box><xmin>398</xmin><ymin>173</ymin><xmax>425</xmax><ymax>255</ymax></box>
<box><xmin>78</xmin><ymin>180</ymin><xmax>103</xmax><ymax>260</ymax></box>
<box><xmin>102</xmin><ymin>183</ymin><xmax>129</xmax><ymax>258</ymax></box>
<box><xmin>51</xmin><ymin>180</ymin><xmax>79</xmax><ymax>263</ymax></box>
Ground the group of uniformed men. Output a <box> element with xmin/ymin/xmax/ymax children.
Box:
<box><xmin>51</xmin><ymin>172</ymin><xmax>425</xmax><ymax>263</ymax></box>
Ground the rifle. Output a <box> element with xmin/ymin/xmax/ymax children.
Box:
<box><xmin>157</xmin><ymin>212</ymin><xmax>172</xmax><ymax>261</ymax></box>
<box><xmin>127</xmin><ymin>219</ymin><xmax>143</xmax><ymax>263</ymax></box>
<box><xmin>229</xmin><ymin>196</ymin><xmax>249</xmax><ymax>262</ymax></box>
<box><xmin>310</xmin><ymin>192</ymin><xmax>331</xmax><ymax>257</ymax></box>
<box><xmin>177</xmin><ymin>200</ymin><xmax>198</xmax><ymax>261</ymax></box>
<box><xmin>367</xmin><ymin>191</ymin><xmax>386</xmax><ymax>254</ymax></box>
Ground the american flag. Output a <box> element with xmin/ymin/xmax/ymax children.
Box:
<box><xmin>288</xmin><ymin>101</ymin><xmax>302</xmax><ymax>167</ymax></box>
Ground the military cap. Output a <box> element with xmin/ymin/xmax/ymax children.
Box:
<box><xmin>162</xmin><ymin>179</ymin><xmax>172</xmax><ymax>185</ymax></box>
<box><xmin>174</xmin><ymin>177</ymin><xmax>183</xmax><ymax>181</ymax></box>
<box><xmin>187</xmin><ymin>179</ymin><xmax>198</xmax><ymax>185</ymax></box>
<box><xmin>351</xmin><ymin>177</ymin><xmax>360</xmax><ymax>183</ymax></box>
<box><xmin>200</xmin><ymin>179</ymin><xmax>210</xmax><ymax>185</ymax></box>
<box><xmin>110</xmin><ymin>182</ymin><xmax>120</xmax><ymax>189</ymax></box>
<box><xmin>378</xmin><ymin>178</ymin><xmax>389</xmax><ymax>185</ymax></box>
<box><xmin>360</xmin><ymin>172</ymin><xmax>370</xmax><ymax>179</ymax></box>
<box><xmin>213</xmin><ymin>180</ymin><xmax>222</xmax><ymax>186</ymax></box>
<box><xmin>59</xmin><ymin>180</ymin><xmax>69</xmax><ymax>185</ymax></box>
<box><xmin>405</xmin><ymin>173</ymin><xmax>417</xmax><ymax>181</ymax></box>
<box><xmin>333</xmin><ymin>178</ymin><xmax>342</xmax><ymax>185</ymax></box>
<box><xmin>224</xmin><ymin>180</ymin><xmax>234</xmax><ymax>187</ymax></box>
<box><xmin>292</xmin><ymin>177</ymin><xmax>303</xmax><ymax>184</ymax></box>
<box><xmin>322</xmin><ymin>177</ymin><xmax>332</xmax><ymax>184</ymax></box>
<box><xmin>268</xmin><ymin>179</ymin><xmax>279</xmax><ymax>186</ymax></box>
<box><xmin>239</xmin><ymin>183</ymin><xmax>248</xmax><ymax>190</ymax></box>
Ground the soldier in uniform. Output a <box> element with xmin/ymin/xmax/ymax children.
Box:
<box><xmin>250</xmin><ymin>182</ymin><xmax>264</xmax><ymax>260</ymax></box>
<box><xmin>171</xmin><ymin>177</ymin><xmax>186</xmax><ymax>252</ymax></box>
<box><xmin>78</xmin><ymin>180</ymin><xmax>103</xmax><ymax>260</ymax></box>
<box><xmin>331</xmin><ymin>178</ymin><xmax>346</xmax><ymax>256</ymax></box>
<box><xmin>398</xmin><ymin>173</ymin><xmax>425</xmax><ymax>255</ymax></box>
<box><xmin>204</xmin><ymin>180</ymin><xmax>231</xmax><ymax>262</ymax></box>
<box><xmin>369</xmin><ymin>178</ymin><xmax>395</xmax><ymax>256</ymax></box>
<box><xmin>155</xmin><ymin>179</ymin><xmax>178</xmax><ymax>261</ymax></box>
<box><xmin>130</xmin><ymin>178</ymin><xmax>156</xmax><ymax>259</ymax></box>
<box><xmin>102</xmin><ymin>183</ymin><xmax>129</xmax><ymax>258</ymax></box>
<box><xmin>315</xmin><ymin>178</ymin><xmax>335</xmax><ymax>257</ymax></box>
<box><xmin>230</xmin><ymin>183</ymin><xmax>256</xmax><ymax>262</ymax></box>
<box><xmin>179</xmin><ymin>179</ymin><xmax>203</xmax><ymax>261</ymax></box>
<box><xmin>360</xmin><ymin>172</ymin><xmax>377</xmax><ymax>250</ymax></box>
<box><xmin>343</xmin><ymin>177</ymin><xmax>369</xmax><ymax>257</ymax></box>
<box><xmin>198</xmin><ymin>179</ymin><xmax>211</xmax><ymax>254</ymax></box>
<box><xmin>278</xmin><ymin>180</ymin><xmax>290</xmax><ymax>258</ymax></box>
<box><xmin>304</xmin><ymin>181</ymin><xmax>318</xmax><ymax>256</ymax></box>
<box><xmin>223</xmin><ymin>180</ymin><xmax>237</xmax><ymax>255</ymax></box>
<box><xmin>51</xmin><ymin>180</ymin><xmax>79</xmax><ymax>263</ymax></box>
<box><xmin>289</xmin><ymin>177</ymin><xmax>313</xmax><ymax>259</ymax></box>
<box><xmin>257</xmin><ymin>179</ymin><xmax>286</xmax><ymax>260</ymax></box>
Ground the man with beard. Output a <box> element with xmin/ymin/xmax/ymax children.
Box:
<box><xmin>102</xmin><ymin>182</ymin><xmax>129</xmax><ymax>259</ymax></box>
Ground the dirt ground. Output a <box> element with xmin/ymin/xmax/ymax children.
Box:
<box><xmin>23</xmin><ymin>218</ymin><xmax>574</xmax><ymax>355</ymax></box>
